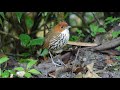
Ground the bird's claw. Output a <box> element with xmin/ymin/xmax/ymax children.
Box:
<box><xmin>52</xmin><ymin>61</ymin><xmax>62</xmax><ymax>67</ymax></box>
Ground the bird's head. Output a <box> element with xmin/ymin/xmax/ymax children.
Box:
<box><xmin>53</xmin><ymin>21</ymin><xmax>71</xmax><ymax>32</ymax></box>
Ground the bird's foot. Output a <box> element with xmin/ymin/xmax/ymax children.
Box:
<box><xmin>52</xmin><ymin>60</ymin><xmax>62</xmax><ymax>67</ymax></box>
<box><xmin>49</xmin><ymin>51</ymin><xmax>66</xmax><ymax>67</ymax></box>
<box><xmin>56</xmin><ymin>58</ymin><xmax>67</xmax><ymax>67</ymax></box>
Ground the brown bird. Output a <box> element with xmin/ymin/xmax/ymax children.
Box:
<box><xmin>43</xmin><ymin>21</ymin><xmax>71</xmax><ymax>67</ymax></box>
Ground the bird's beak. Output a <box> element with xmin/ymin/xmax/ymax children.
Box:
<box><xmin>67</xmin><ymin>26</ymin><xmax>71</xmax><ymax>29</ymax></box>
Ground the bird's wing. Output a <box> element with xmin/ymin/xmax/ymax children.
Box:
<box><xmin>43</xmin><ymin>30</ymin><xmax>60</xmax><ymax>49</ymax></box>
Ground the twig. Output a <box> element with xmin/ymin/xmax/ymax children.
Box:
<box><xmin>30</xmin><ymin>12</ymin><xmax>42</xmax><ymax>37</ymax></box>
<box><xmin>0</xmin><ymin>30</ymin><xmax>19</xmax><ymax>40</ymax></box>
<box><xmin>67</xmin><ymin>41</ymin><xmax>98</xmax><ymax>46</ymax></box>
<box><xmin>5</xmin><ymin>53</ymin><xmax>25</xmax><ymax>57</ymax></box>
<box><xmin>74</xmin><ymin>49</ymin><xmax>80</xmax><ymax>61</ymax></box>
<box><xmin>91</xmin><ymin>12</ymin><xmax>101</xmax><ymax>25</ymax></box>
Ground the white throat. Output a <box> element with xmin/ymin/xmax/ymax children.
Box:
<box><xmin>61</xmin><ymin>28</ymin><xmax>70</xmax><ymax>41</ymax></box>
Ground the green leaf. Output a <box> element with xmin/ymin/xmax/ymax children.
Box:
<box><xmin>28</xmin><ymin>37</ymin><xmax>44</xmax><ymax>46</ymax></box>
<box><xmin>21</xmin><ymin>52</ymin><xmax>31</xmax><ymax>57</ymax></box>
<box><xmin>0</xmin><ymin>56</ymin><xmax>9</xmax><ymax>64</ymax></box>
<box><xmin>115</xmin><ymin>56</ymin><xmax>120</xmax><ymax>60</ymax></box>
<box><xmin>98</xmin><ymin>28</ymin><xmax>106</xmax><ymax>33</ymax></box>
<box><xmin>14</xmin><ymin>67</ymin><xmax>24</xmax><ymax>71</ymax></box>
<box><xmin>24</xmin><ymin>72</ymin><xmax>32</xmax><ymax>78</ymax></box>
<box><xmin>41</xmin><ymin>49</ymin><xmax>48</xmax><ymax>56</ymax></box>
<box><xmin>25</xmin><ymin>16</ymin><xmax>34</xmax><ymax>29</ymax></box>
<box><xmin>91</xmin><ymin>33</ymin><xmax>95</xmax><ymax>37</ymax></box>
<box><xmin>90</xmin><ymin>24</ymin><xmax>98</xmax><ymax>33</ymax></box>
<box><xmin>105</xmin><ymin>16</ymin><xmax>113</xmax><ymax>21</ymax></box>
<box><xmin>0</xmin><ymin>12</ymin><xmax>5</xmax><ymax>19</ymax></box>
<box><xmin>2</xmin><ymin>70</ymin><xmax>10</xmax><ymax>78</ymax></box>
<box><xmin>116</xmin><ymin>46</ymin><xmax>120</xmax><ymax>51</ymax></box>
<box><xmin>70</xmin><ymin>36</ymin><xmax>79</xmax><ymax>41</ymax></box>
<box><xmin>28</xmin><ymin>69</ymin><xmax>41</xmax><ymax>75</ymax></box>
<box><xmin>19</xmin><ymin>34</ymin><xmax>31</xmax><ymax>47</ymax></box>
<box><xmin>19</xmin><ymin>59</ymin><xmax>29</xmax><ymax>63</ymax></box>
<box><xmin>16</xmin><ymin>12</ymin><xmax>23</xmax><ymax>23</ymax></box>
<box><xmin>105</xmin><ymin>17</ymin><xmax>120</xmax><ymax>25</ymax></box>
<box><xmin>27</xmin><ymin>59</ymin><xmax>37</xmax><ymax>69</ymax></box>
<box><xmin>90</xmin><ymin>24</ymin><xmax>106</xmax><ymax>37</ymax></box>
<box><xmin>8</xmin><ymin>70</ymin><xmax>16</xmax><ymax>75</ymax></box>
<box><xmin>112</xmin><ymin>31</ymin><xmax>120</xmax><ymax>38</ymax></box>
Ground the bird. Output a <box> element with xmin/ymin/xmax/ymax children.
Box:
<box><xmin>43</xmin><ymin>21</ymin><xmax>71</xmax><ymax>67</ymax></box>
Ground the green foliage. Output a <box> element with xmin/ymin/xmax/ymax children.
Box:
<box><xmin>1</xmin><ymin>70</ymin><xmax>10</xmax><ymax>78</ymax></box>
<box><xmin>0</xmin><ymin>12</ymin><xmax>5</xmax><ymax>19</ymax></box>
<box><xmin>19</xmin><ymin>34</ymin><xmax>45</xmax><ymax>58</ymax></box>
<box><xmin>115</xmin><ymin>56</ymin><xmax>120</xmax><ymax>60</ymax></box>
<box><xmin>8</xmin><ymin>70</ymin><xmax>16</xmax><ymax>75</ymax></box>
<box><xmin>40</xmin><ymin>49</ymin><xmax>49</xmax><ymax>56</ymax></box>
<box><xmin>76</xmin><ymin>29</ymin><xmax>85</xmax><ymax>37</ymax></box>
<box><xmin>37</xmin><ymin>49</ymin><xmax>49</xmax><ymax>57</ymax></box>
<box><xmin>27</xmin><ymin>59</ymin><xmax>37</xmax><ymax>69</ymax></box>
<box><xmin>13</xmin><ymin>59</ymin><xmax>41</xmax><ymax>78</ymax></box>
<box><xmin>19</xmin><ymin>34</ymin><xmax>44</xmax><ymax>48</ymax></box>
<box><xmin>70</xmin><ymin>29</ymin><xmax>85</xmax><ymax>41</ymax></box>
<box><xmin>25</xmin><ymin>15</ymin><xmax>34</xmax><ymax>29</ymax></box>
<box><xmin>28</xmin><ymin>37</ymin><xmax>44</xmax><ymax>46</ymax></box>
<box><xmin>24</xmin><ymin>72</ymin><xmax>32</xmax><ymax>78</ymax></box>
<box><xmin>112</xmin><ymin>31</ymin><xmax>120</xmax><ymax>38</ymax></box>
<box><xmin>116</xmin><ymin>46</ymin><xmax>120</xmax><ymax>51</ymax></box>
<box><xmin>0</xmin><ymin>57</ymin><xmax>41</xmax><ymax>78</ymax></box>
<box><xmin>105</xmin><ymin>17</ymin><xmax>120</xmax><ymax>25</ymax></box>
<box><xmin>0</xmin><ymin>56</ymin><xmax>9</xmax><ymax>64</ymax></box>
<box><xmin>90</xmin><ymin>24</ymin><xmax>106</xmax><ymax>37</ymax></box>
<box><xmin>14</xmin><ymin>67</ymin><xmax>24</xmax><ymax>71</ymax></box>
<box><xmin>0</xmin><ymin>69</ymin><xmax>16</xmax><ymax>78</ymax></box>
<box><xmin>19</xmin><ymin>34</ymin><xmax>31</xmax><ymax>47</ymax></box>
<box><xmin>16</xmin><ymin>12</ymin><xmax>23</xmax><ymax>23</ymax></box>
<box><xmin>70</xmin><ymin>36</ymin><xmax>79</xmax><ymax>41</ymax></box>
<box><xmin>28</xmin><ymin>69</ymin><xmax>41</xmax><ymax>75</ymax></box>
<box><xmin>21</xmin><ymin>53</ymin><xmax>31</xmax><ymax>58</ymax></box>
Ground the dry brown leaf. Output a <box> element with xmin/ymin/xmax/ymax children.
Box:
<box><xmin>48</xmin><ymin>71</ymin><xmax>56</xmax><ymax>78</ymax></box>
<box><xmin>72</xmin><ymin>66</ymin><xmax>84</xmax><ymax>74</ymax></box>
<box><xmin>84</xmin><ymin>62</ymin><xmax>101</xmax><ymax>78</ymax></box>
<box><xmin>105</xmin><ymin>60</ymin><xmax>114</xmax><ymax>65</ymax></box>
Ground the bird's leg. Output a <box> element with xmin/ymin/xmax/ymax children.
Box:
<box><xmin>49</xmin><ymin>51</ymin><xmax>62</xmax><ymax>67</ymax></box>
<box><xmin>56</xmin><ymin>55</ymin><xmax>67</xmax><ymax>67</ymax></box>
<box><xmin>57</xmin><ymin>58</ymin><xmax>67</xmax><ymax>67</ymax></box>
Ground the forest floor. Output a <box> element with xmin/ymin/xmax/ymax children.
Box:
<box><xmin>27</xmin><ymin>47</ymin><xmax>120</xmax><ymax>78</ymax></box>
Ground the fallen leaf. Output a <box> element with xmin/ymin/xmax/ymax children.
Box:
<box><xmin>84</xmin><ymin>70</ymin><xmax>101</xmax><ymax>78</ymax></box>
<box><xmin>48</xmin><ymin>70</ymin><xmax>56</xmax><ymax>78</ymax></box>
<box><xmin>86</xmin><ymin>62</ymin><xmax>94</xmax><ymax>72</ymax></box>
<box><xmin>75</xmin><ymin>72</ymin><xmax>83</xmax><ymax>78</ymax></box>
<box><xmin>105</xmin><ymin>60</ymin><xmax>114</xmax><ymax>64</ymax></box>
<box><xmin>84</xmin><ymin>62</ymin><xmax>101</xmax><ymax>78</ymax></box>
<box><xmin>73</xmin><ymin>66</ymin><xmax>84</xmax><ymax>74</ymax></box>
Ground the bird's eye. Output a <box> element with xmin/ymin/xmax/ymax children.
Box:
<box><xmin>61</xmin><ymin>26</ymin><xmax>64</xmax><ymax>28</ymax></box>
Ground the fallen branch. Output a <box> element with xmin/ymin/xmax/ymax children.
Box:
<box><xmin>67</xmin><ymin>41</ymin><xmax>98</xmax><ymax>46</ymax></box>
<box><xmin>94</xmin><ymin>37</ymin><xmax>120</xmax><ymax>51</ymax></box>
